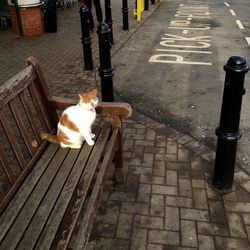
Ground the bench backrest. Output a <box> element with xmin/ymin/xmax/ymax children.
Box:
<box><xmin>0</xmin><ymin>57</ymin><xmax>58</xmax><ymax>208</ymax></box>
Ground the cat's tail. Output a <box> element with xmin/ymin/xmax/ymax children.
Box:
<box><xmin>41</xmin><ymin>132</ymin><xmax>60</xmax><ymax>144</ymax></box>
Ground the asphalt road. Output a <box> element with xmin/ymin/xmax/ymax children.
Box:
<box><xmin>113</xmin><ymin>0</ymin><xmax>250</xmax><ymax>173</ymax></box>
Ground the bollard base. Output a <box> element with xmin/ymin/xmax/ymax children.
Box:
<box><xmin>209</xmin><ymin>178</ymin><xmax>235</xmax><ymax>194</ymax></box>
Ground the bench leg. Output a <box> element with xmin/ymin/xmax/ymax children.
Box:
<box><xmin>114</xmin><ymin>136</ymin><xmax>124</xmax><ymax>184</ymax></box>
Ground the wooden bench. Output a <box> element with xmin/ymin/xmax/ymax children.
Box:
<box><xmin>0</xmin><ymin>57</ymin><xmax>132</xmax><ymax>249</ymax></box>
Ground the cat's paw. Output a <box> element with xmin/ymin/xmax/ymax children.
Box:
<box><xmin>91</xmin><ymin>133</ymin><xmax>95</xmax><ymax>139</ymax></box>
<box><xmin>69</xmin><ymin>144</ymin><xmax>82</xmax><ymax>149</ymax></box>
<box><xmin>87</xmin><ymin>140</ymin><xmax>94</xmax><ymax>146</ymax></box>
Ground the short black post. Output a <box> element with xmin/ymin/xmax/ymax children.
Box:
<box><xmin>144</xmin><ymin>0</ymin><xmax>149</xmax><ymax>10</ymax></box>
<box><xmin>44</xmin><ymin>0</ymin><xmax>57</xmax><ymax>33</ymax></box>
<box><xmin>213</xmin><ymin>56</ymin><xmax>249</xmax><ymax>190</ymax></box>
<box><xmin>79</xmin><ymin>5</ymin><xmax>94</xmax><ymax>71</ymax></box>
<box><xmin>105</xmin><ymin>0</ymin><xmax>113</xmax><ymax>45</ymax></box>
<box><xmin>122</xmin><ymin>0</ymin><xmax>129</xmax><ymax>30</ymax></box>
<box><xmin>97</xmin><ymin>23</ymin><xmax>114</xmax><ymax>102</ymax></box>
<box><xmin>151</xmin><ymin>0</ymin><xmax>155</xmax><ymax>4</ymax></box>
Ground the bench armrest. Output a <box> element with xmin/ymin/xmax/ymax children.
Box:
<box><xmin>49</xmin><ymin>96</ymin><xmax>132</xmax><ymax>118</ymax></box>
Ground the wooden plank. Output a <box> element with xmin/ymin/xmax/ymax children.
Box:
<box><xmin>26</xmin><ymin>57</ymin><xmax>58</xmax><ymax>129</ymax></box>
<box><xmin>9</xmin><ymin>99</ymin><xmax>36</xmax><ymax>157</ymax></box>
<box><xmin>0</xmin><ymin>145</ymin><xmax>17</xmax><ymax>185</ymax></box>
<box><xmin>35</xmin><ymin>127</ymin><xmax>110</xmax><ymax>249</ymax></box>
<box><xmin>0</xmin><ymin>66</ymin><xmax>36</xmax><ymax>109</ymax></box>
<box><xmin>0</xmin><ymin>111</ymin><xmax>26</xmax><ymax>170</ymax></box>
<box><xmin>0</xmin><ymin>145</ymin><xmax>68</xmax><ymax>249</ymax></box>
<box><xmin>19</xmin><ymin>92</ymin><xmax>43</xmax><ymax>146</ymax></box>
<box><xmin>74</xmin><ymin>129</ymin><xmax>119</xmax><ymax>250</ymax></box>
<box><xmin>28</xmin><ymin>83</ymin><xmax>50</xmax><ymax>132</ymax></box>
<box><xmin>16</xmin><ymin>148</ymin><xmax>81</xmax><ymax>249</ymax></box>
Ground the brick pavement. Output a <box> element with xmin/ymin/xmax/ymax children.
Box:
<box><xmin>1</xmin><ymin>1</ymin><xmax>250</xmax><ymax>249</ymax></box>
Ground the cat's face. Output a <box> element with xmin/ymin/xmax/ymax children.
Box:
<box><xmin>79</xmin><ymin>89</ymin><xmax>98</xmax><ymax>110</ymax></box>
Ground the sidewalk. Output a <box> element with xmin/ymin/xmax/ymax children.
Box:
<box><xmin>1</xmin><ymin>1</ymin><xmax>250</xmax><ymax>249</ymax></box>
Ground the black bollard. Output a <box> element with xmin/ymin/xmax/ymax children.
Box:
<box><xmin>44</xmin><ymin>0</ymin><xmax>57</xmax><ymax>33</ymax></box>
<box><xmin>105</xmin><ymin>0</ymin><xmax>113</xmax><ymax>45</ymax></box>
<box><xmin>97</xmin><ymin>23</ymin><xmax>114</xmax><ymax>102</ymax></box>
<box><xmin>79</xmin><ymin>5</ymin><xmax>94</xmax><ymax>71</ymax></box>
<box><xmin>213</xmin><ymin>56</ymin><xmax>249</xmax><ymax>190</ymax></box>
<box><xmin>144</xmin><ymin>0</ymin><xmax>149</xmax><ymax>10</ymax></box>
<box><xmin>122</xmin><ymin>0</ymin><xmax>129</xmax><ymax>30</ymax></box>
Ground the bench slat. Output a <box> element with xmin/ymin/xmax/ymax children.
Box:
<box><xmin>28</xmin><ymin>83</ymin><xmax>50</xmax><ymax>132</ymax></box>
<box><xmin>37</xmin><ymin>127</ymin><xmax>110</xmax><ymax>249</ymax></box>
<box><xmin>19</xmin><ymin>92</ymin><xmax>43</xmax><ymax>146</ymax></box>
<box><xmin>9</xmin><ymin>100</ymin><xmax>36</xmax><ymax>157</ymax></box>
<box><xmin>0</xmin><ymin>145</ymin><xmax>68</xmax><ymax>249</ymax></box>
<box><xmin>0</xmin><ymin>110</ymin><xmax>26</xmax><ymax>170</ymax></box>
<box><xmin>0</xmin><ymin>145</ymin><xmax>17</xmax><ymax>185</ymax></box>
<box><xmin>74</xmin><ymin>128</ymin><xmax>119</xmax><ymax>249</ymax></box>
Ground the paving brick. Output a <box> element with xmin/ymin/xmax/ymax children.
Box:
<box><xmin>141</xmin><ymin>175</ymin><xmax>165</xmax><ymax>185</ymax></box>
<box><xmin>224</xmin><ymin>201</ymin><xmax>250</xmax><ymax>213</ymax></box>
<box><xmin>135</xmin><ymin>140</ymin><xmax>155</xmax><ymax>147</ymax></box>
<box><xmin>165</xmin><ymin>206</ymin><xmax>180</xmax><ymax>231</ymax></box>
<box><xmin>193</xmin><ymin>188</ymin><xmax>208</xmax><ymax>209</ymax></box>
<box><xmin>145</xmin><ymin>147</ymin><xmax>165</xmax><ymax>154</ymax></box>
<box><xmin>241</xmin><ymin>180</ymin><xmax>250</xmax><ymax>193</ymax></box>
<box><xmin>124</xmin><ymin>139</ymin><xmax>134</xmax><ymax>151</ymax></box>
<box><xmin>142</xmin><ymin>153</ymin><xmax>154</xmax><ymax>167</ymax></box>
<box><xmin>155</xmin><ymin>154</ymin><xmax>177</xmax><ymax>162</ymax></box>
<box><xmin>167</xmin><ymin>162</ymin><xmax>190</xmax><ymax>170</ymax></box>
<box><xmin>180</xmin><ymin>208</ymin><xmax>209</xmax><ymax>222</ymax></box>
<box><xmin>134</xmin><ymin>215</ymin><xmax>164</xmax><ymax>229</ymax></box>
<box><xmin>129</xmin><ymin>158</ymin><xmax>142</xmax><ymax>166</ymax></box>
<box><xmin>181</xmin><ymin>220</ymin><xmax>197</xmax><ymax>247</ymax></box>
<box><xmin>198</xmin><ymin>234</ymin><xmax>215</xmax><ymax>250</ymax></box>
<box><xmin>129</xmin><ymin>166</ymin><xmax>152</xmax><ymax>175</ymax></box>
<box><xmin>177</xmin><ymin>135</ymin><xmax>193</xmax><ymax>144</ymax></box>
<box><xmin>150</xmin><ymin>194</ymin><xmax>165</xmax><ymax>217</ymax></box>
<box><xmin>91</xmin><ymin>223</ymin><xmax>117</xmax><ymax>238</ymax></box>
<box><xmin>95</xmin><ymin>237</ymin><xmax>130</xmax><ymax>250</ymax></box>
<box><xmin>178</xmin><ymin>148</ymin><xmax>190</xmax><ymax>162</ymax></box>
<box><xmin>148</xmin><ymin>230</ymin><xmax>180</xmax><ymax>245</ymax></box>
<box><xmin>109</xmin><ymin>191</ymin><xmax>136</xmax><ymax>202</ymax></box>
<box><xmin>156</xmin><ymin>135</ymin><xmax>167</xmax><ymax>147</ymax></box>
<box><xmin>146</xmin><ymin>130</ymin><xmax>156</xmax><ymax>140</ymax></box>
<box><xmin>131</xmin><ymin>228</ymin><xmax>147</xmax><ymax>250</ymax></box>
<box><xmin>179</xmin><ymin>179</ymin><xmax>192</xmax><ymax>197</ymax></box>
<box><xmin>234</xmin><ymin>170</ymin><xmax>250</xmax><ymax>183</ymax></box>
<box><xmin>166</xmin><ymin>170</ymin><xmax>178</xmax><ymax>186</ymax></box>
<box><xmin>121</xmin><ymin>202</ymin><xmax>149</xmax><ymax>215</ymax></box>
<box><xmin>165</xmin><ymin>196</ymin><xmax>193</xmax><ymax>208</ymax></box>
<box><xmin>243</xmin><ymin>213</ymin><xmax>250</xmax><ymax>225</ymax></box>
<box><xmin>166</xmin><ymin>141</ymin><xmax>178</xmax><ymax>155</ymax></box>
<box><xmin>137</xmin><ymin>184</ymin><xmax>151</xmax><ymax>203</ymax></box>
<box><xmin>102</xmin><ymin>200</ymin><xmax>121</xmax><ymax>224</ymax></box>
<box><xmin>116</xmin><ymin>213</ymin><xmax>134</xmax><ymax>239</ymax></box>
<box><xmin>126</xmin><ymin>133</ymin><xmax>145</xmax><ymax>140</ymax></box>
<box><xmin>209</xmin><ymin>200</ymin><xmax>227</xmax><ymax>224</ymax></box>
<box><xmin>147</xmin><ymin>243</ymin><xmax>163</xmax><ymax>250</ymax></box>
<box><xmin>197</xmin><ymin>222</ymin><xmax>229</xmax><ymax>236</ymax></box>
<box><xmin>227</xmin><ymin>213</ymin><xmax>247</xmax><ymax>238</ymax></box>
<box><xmin>192</xmin><ymin>179</ymin><xmax>205</xmax><ymax>188</ymax></box>
<box><xmin>153</xmin><ymin>161</ymin><xmax>166</xmax><ymax>177</ymax></box>
<box><xmin>152</xmin><ymin>185</ymin><xmax>178</xmax><ymax>196</ymax></box>
<box><xmin>215</xmin><ymin>236</ymin><xmax>250</xmax><ymax>250</ymax></box>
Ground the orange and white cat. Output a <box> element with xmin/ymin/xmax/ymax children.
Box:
<box><xmin>41</xmin><ymin>89</ymin><xmax>98</xmax><ymax>148</ymax></box>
